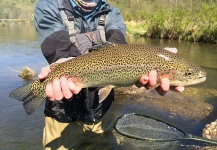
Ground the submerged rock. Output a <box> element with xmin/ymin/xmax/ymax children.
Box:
<box><xmin>115</xmin><ymin>86</ymin><xmax>214</xmax><ymax>120</ymax></box>
<box><xmin>203</xmin><ymin>120</ymin><xmax>217</xmax><ymax>140</ymax></box>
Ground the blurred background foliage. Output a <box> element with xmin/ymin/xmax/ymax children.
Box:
<box><xmin>107</xmin><ymin>0</ymin><xmax>217</xmax><ymax>43</ymax></box>
<box><xmin>0</xmin><ymin>0</ymin><xmax>37</xmax><ymax>19</ymax></box>
<box><xmin>0</xmin><ymin>0</ymin><xmax>216</xmax><ymax>43</ymax></box>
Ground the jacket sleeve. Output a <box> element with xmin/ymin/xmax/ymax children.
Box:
<box><xmin>34</xmin><ymin>0</ymin><xmax>81</xmax><ymax>64</ymax></box>
<box><xmin>106</xmin><ymin>29</ymin><xmax>127</xmax><ymax>44</ymax></box>
<box><xmin>105</xmin><ymin>6</ymin><xmax>127</xmax><ymax>44</ymax></box>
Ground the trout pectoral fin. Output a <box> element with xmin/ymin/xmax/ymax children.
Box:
<box><xmin>146</xmin><ymin>83</ymin><xmax>160</xmax><ymax>93</ymax></box>
<box><xmin>98</xmin><ymin>86</ymin><xmax>114</xmax><ymax>103</ymax></box>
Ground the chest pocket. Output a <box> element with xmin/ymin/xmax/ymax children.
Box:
<box><xmin>75</xmin><ymin>30</ymin><xmax>101</xmax><ymax>54</ymax></box>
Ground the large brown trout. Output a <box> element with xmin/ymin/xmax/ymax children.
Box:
<box><xmin>9</xmin><ymin>43</ymin><xmax>207</xmax><ymax>115</ymax></box>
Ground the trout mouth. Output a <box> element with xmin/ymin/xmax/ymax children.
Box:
<box><xmin>183</xmin><ymin>70</ymin><xmax>207</xmax><ymax>86</ymax></box>
<box><xmin>194</xmin><ymin>70</ymin><xmax>207</xmax><ymax>84</ymax></box>
<box><xmin>190</xmin><ymin>76</ymin><xmax>206</xmax><ymax>85</ymax></box>
<box><xmin>170</xmin><ymin>76</ymin><xmax>206</xmax><ymax>87</ymax></box>
<box><xmin>198</xmin><ymin>70</ymin><xmax>207</xmax><ymax>78</ymax></box>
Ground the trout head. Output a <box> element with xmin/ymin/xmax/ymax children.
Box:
<box><xmin>157</xmin><ymin>56</ymin><xmax>207</xmax><ymax>87</ymax></box>
<box><xmin>173</xmin><ymin>66</ymin><xmax>207</xmax><ymax>86</ymax></box>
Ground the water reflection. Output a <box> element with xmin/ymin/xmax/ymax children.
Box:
<box><xmin>127</xmin><ymin>36</ymin><xmax>217</xmax><ymax>69</ymax></box>
<box><xmin>0</xmin><ymin>23</ymin><xmax>37</xmax><ymax>41</ymax></box>
<box><xmin>0</xmin><ymin>24</ymin><xmax>217</xmax><ymax>149</ymax></box>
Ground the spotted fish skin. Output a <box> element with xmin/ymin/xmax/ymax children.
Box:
<box><xmin>9</xmin><ymin>43</ymin><xmax>207</xmax><ymax>115</ymax></box>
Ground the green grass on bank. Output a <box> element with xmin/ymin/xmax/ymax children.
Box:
<box><xmin>108</xmin><ymin>0</ymin><xmax>217</xmax><ymax>43</ymax></box>
<box><xmin>0</xmin><ymin>0</ymin><xmax>217</xmax><ymax>43</ymax></box>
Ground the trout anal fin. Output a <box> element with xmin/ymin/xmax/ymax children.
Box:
<box><xmin>98</xmin><ymin>86</ymin><xmax>114</xmax><ymax>103</ymax></box>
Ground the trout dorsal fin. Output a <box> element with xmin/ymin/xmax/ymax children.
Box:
<box><xmin>89</xmin><ymin>41</ymin><xmax>114</xmax><ymax>52</ymax></box>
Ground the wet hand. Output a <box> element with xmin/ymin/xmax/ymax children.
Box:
<box><xmin>38</xmin><ymin>59</ymin><xmax>81</xmax><ymax>101</ymax></box>
<box><xmin>136</xmin><ymin>47</ymin><xmax>184</xmax><ymax>96</ymax></box>
<box><xmin>45</xmin><ymin>77</ymin><xmax>81</xmax><ymax>101</ymax></box>
<box><xmin>137</xmin><ymin>71</ymin><xmax>184</xmax><ymax>96</ymax></box>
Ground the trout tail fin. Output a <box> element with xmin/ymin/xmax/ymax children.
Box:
<box><xmin>9</xmin><ymin>80</ymin><xmax>46</xmax><ymax>115</ymax></box>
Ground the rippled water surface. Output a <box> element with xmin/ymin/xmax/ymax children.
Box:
<box><xmin>0</xmin><ymin>24</ymin><xmax>217</xmax><ymax>149</ymax></box>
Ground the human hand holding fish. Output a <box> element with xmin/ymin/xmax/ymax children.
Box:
<box><xmin>137</xmin><ymin>71</ymin><xmax>184</xmax><ymax>96</ymax></box>
<box><xmin>38</xmin><ymin>58</ymin><xmax>81</xmax><ymax>101</ymax></box>
<box><xmin>38</xmin><ymin>47</ymin><xmax>183</xmax><ymax>101</ymax></box>
<box><xmin>136</xmin><ymin>47</ymin><xmax>184</xmax><ymax>95</ymax></box>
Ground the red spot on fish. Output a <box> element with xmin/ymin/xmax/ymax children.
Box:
<box><xmin>70</xmin><ymin>76</ymin><xmax>81</xmax><ymax>84</ymax></box>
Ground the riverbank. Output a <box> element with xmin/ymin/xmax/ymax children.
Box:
<box><xmin>1</xmin><ymin>19</ymin><xmax>216</xmax><ymax>44</ymax></box>
<box><xmin>0</xmin><ymin>0</ymin><xmax>217</xmax><ymax>43</ymax></box>
<box><xmin>0</xmin><ymin>19</ymin><xmax>33</xmax><ymax>27</ymax></box>
<box><xmin>107</xmin><ymin>0</ymin><xmax>217</xmax><ymax>44</ymax></box>
<box><xmin>123</xmin><ymin>4</ymin><xmax>217</xmax><ymax>43</ymax></box>
<box><xmin>125</xmin><ymin>18</ymin><xmax>217</xmax><ymax>43</ymax></box>
<box><xmin>1</xmin><ymin>0</ymin><xmax>216</xmax><ymax>44</ymax></box>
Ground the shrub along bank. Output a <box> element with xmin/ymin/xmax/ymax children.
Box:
<box><xmin>0</xmin><ymin>0</ymin><xmax>216</xmax><ymax>43</ymax></box>
<box><xmin>108</xmin><ymin>0</ymin><xmax>217</xmax><ymax>43</ymax></box>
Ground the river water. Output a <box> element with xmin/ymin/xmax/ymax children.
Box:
<box><xmin>0</xmin><ymin>23</ymin><xmax>217</xmax><ymax>149</ymax></box>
